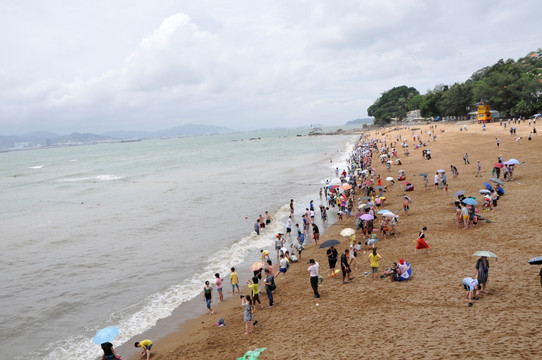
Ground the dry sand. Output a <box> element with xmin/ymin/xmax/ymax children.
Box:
<box><xmin>130</xmin><ymin>120</ymin><xmax>542</xmax><ymax>360</ymax></box>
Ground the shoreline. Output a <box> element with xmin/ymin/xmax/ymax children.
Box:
<box><xmin>130</xmin><ymin>120</ymin><xmax>541</xmax><ymax>359</ymax></box>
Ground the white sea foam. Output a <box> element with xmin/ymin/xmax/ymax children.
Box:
<box><xmin>59</xmin><ymin>175</ymin><xmax>124</xmax><ymax>182</ymax></box>
<box><xmin>28</xmin><ymin>165</ymin><xmax>43</xmax><ymax>169</ymax></box>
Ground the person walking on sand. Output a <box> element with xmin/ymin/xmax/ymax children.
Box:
<box><xmin>414</xmin><ymin>227</ymin><xmax>429</xmax><ymax>254</ymax></box>
<box><xmin>475</xmin><ymin>256</ymin><xmax>490</xmax><ymax>293</ymax></box>
<box><xmin>230</xmin><ymin>267</ymin><xmax>240</xmax><ymax>295</ymax></box>
<box><xmin>463</xmin><ymin>152</ymin><xmax>470</xmax><ymax>164</ymax></box>
<box><xmin>285</xmin><ymin>216</ymin><xmax>292</xmax><ymax>239</ymax></box>
<box><xmin>203</xmin><ymin>281</ymin><xmax>214</xmax><ymax>315</ymax></box>
<box><xmin>134</xmin><ymin>339</ymin><xmax>153</xmax><ymax>360</ymax></box>
<box><xmin>476</xmin><ymin>160</ymin><xmax>481</xmax><ymax>177</ymax></box>
<box><xmin>463</xmin><ymin>277</ymin><xmax>481</xmax><ymax>307</ymax></box>
<box><xmin>327</xmin><ymin>245</ymin><xmax>338</xmax><ymax>277</ymax></box>
<box><xmin>308</xmin><ymin>259</ymin><xmax>320</xmax><ymax>298</ymax></box>
<box><xmin>368</xmin><ymin>247</ymin><xmax>382</xmax><ymax>280</ymax></box>
<box><xmin>312</xmin><ymin>223</ymin><xmax>320</xmax><ymax>246</ymax></box>
<box><xmin>242</xmin><ymin>294</ymin><xmax>254</xmax><ymax>334</ymax></box>
<box><xmin>215</xmin><ymin>273</ymin><xmax>224</xmax><ymax>302</ymax></box>
<box><xmin>341</xmin><ymin>249</ymin><xmax>353</xmax><ymax>284</ymax></box>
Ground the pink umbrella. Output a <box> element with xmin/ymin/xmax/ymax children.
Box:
<box><xmin>360</xmin><ymin>214</ymin><xmax>374</xmax><ymax>221</ymax></box>
<box><xmin>494</xmin><ymin>163</ymin><xmax>504</xmax><ymax>168</ymax></box>
<box><xmin>342</xmin><ymin>183</ymin><xmax>352</xmax><ymax>190</ymax></box>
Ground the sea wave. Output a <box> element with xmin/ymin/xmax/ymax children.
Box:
<box><xmin>38</xmin><ymin>204</ymin><xmax>291</xmax><ymax>360</ymax></box>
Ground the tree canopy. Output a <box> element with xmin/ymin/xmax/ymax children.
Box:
<box><xmin>367</xmin><ymin>49</ymin><xmax>542</xmax><ymax>123</ymax></box>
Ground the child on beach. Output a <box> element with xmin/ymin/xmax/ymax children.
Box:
<box><xmin>368</xmin><ymin>248</ymin><xmax>382</xmax><ymax>280</ymax></box>
<box><xmin>241</xmin><ymin>295</ymin><xmax>254</xmax><ymax>334</ymax></box>
<box><xmin>215</xmin><ymin>273</ymin><xmax>224</xmax><ymax>302</ymax></box>
<box><xmin>247</xmin><ymin>276</ymin><xmax>263</xmax><ymax>309</ymax></box>
<box><xmin>134</xmin><ymin>339</ymin><xmax>153</xmax><ymax>360</ymax></box>
<box><xmin>230</xmin><ymin>267</ymin><xmax>240</xmax><ymax>295</ymax></box>
<box><xmin>203</xmin><ymin>281</ymin><xmax>214</xmax><ymax>315</ymax></box>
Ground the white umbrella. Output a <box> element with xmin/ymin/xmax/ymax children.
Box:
<box><xmin>340</xmin><ymin>228</ymin><xmax>356</xmax><ymax>237</ymax></box>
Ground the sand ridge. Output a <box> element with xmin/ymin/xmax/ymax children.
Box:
<box><xmin>140</xmin><ymin>120</ymin><xmax>541</xmax><ymax>360</ymax></box>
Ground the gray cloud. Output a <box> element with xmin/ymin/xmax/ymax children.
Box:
<box><xmin>0</xmin><ymin>0</ymin><xmax>540</xmax><ymax>135</ymax></box>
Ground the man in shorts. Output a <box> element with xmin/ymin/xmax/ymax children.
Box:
<box><xmin>135</xmin><ymin>339</ymin><xmax>153</xmax><ymax>360</ymax></box>
<box><xmin>230</xmin><ymin>267</ymin><xmax>240</xmax><ymax>295</ymax></box>
<box><xmin>463</xmin><ymin>277</ymin><xmax>481</xmax><ymax>306</ymax></box>
<box><xmin>276</xmin><ymin>254</ymin><xmax>289</xmax><ymax>284</ymax></box>
<box><xmin>341</xmin><ymin>249</ymin><xmax>352</xmax><ymax>284</ymax></box>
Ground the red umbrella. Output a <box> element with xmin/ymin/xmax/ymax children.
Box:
<box><xmin>332</xmin><ymin>185</ymin><xmax>340</xmax><ymax>189</ymax></box>
<box><xmin>494</xmin><ymin>163</ymin><xmax>504</xmax><ymax>168</ymax></box>
<box><xmin>402</xmin><ymin>181</ymin><xmax>411</xmax><ymax>185</ymax></box>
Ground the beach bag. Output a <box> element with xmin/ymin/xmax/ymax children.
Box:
<box><xmin>269</xmin><ymin>282</ymin><xmax>276</xmax><ymax>291</ymax></box>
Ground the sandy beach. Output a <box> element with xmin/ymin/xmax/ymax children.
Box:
<box><xmin>128</xmin><ymin>120</ymin><xmax>542</xmax><ymax>360</ymax></box>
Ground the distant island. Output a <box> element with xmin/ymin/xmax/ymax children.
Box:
<box><xmin>0</xmin><ymin>124</ymin><xmax>235</xmax><ymax>151</ymax></box>
<box><xmin>345</xmin><ymin>118</ymin><xmax>374</xmax><ymax>126</ymax></box>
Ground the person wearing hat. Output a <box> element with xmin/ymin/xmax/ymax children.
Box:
<box><xmin>397</xmin><ymin>258</ymin><xmax>408</xmax><ymax>277</ymax></box>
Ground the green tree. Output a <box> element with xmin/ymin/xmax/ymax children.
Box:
<box><xmin>367</xmin><ymin>86</ymin><xmax>420</xmax><ymax>124</ymax></box>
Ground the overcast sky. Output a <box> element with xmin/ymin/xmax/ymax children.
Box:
<box><xmin>0</xmin><ymin>0</ymin><xmax>540</xmax><ymax>135</ymax></box>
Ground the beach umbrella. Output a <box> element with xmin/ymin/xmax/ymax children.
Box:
<box><xmin>361</xmin><ymin>196</ymin><xmax>372</xmax><ymax>200</ymax></box>
<box><xmin>382</xmin><ymin>212</ymin><xmax>396</xmax><ymax>218</ymax></box>
<box><xmin>483</xmin><ymin>182</ymin><xmax>493</xmax><ymax>191</ymax></box>
<box><xmin>387</xmin><ymin>160</ymin><xmax>393</xmax><ymax>164</ymax></box>
<box><xmin>436</xmin><ymin>169</ymin><xmax>445</xmax><ymax>173</ymax></box>
<box><xmin>361</xmin><ymin>169</ymin><xmax>369</xmax><ymax>174</ymax></box>
<box><xmin>92</xmin><ymin>327</ymin><xmax>119</xmax><ymax>344</ymax></box>
<box><xmin>503</xmin><ymin>161</ymin><xmax>514</xmax><ymax>165</ymax></box>
<box><xmin>479</xmin><ymin>189</ymin><xmax>491</xmax><ymax>195</ymax></box>
<box><xmin>398</xmin><ymin>169</ymin><xmax>405</xmax><ymax>173</ymax></box>
<box><xmin>375</xmin><ymin>186</ymin><xmax>385</xmax><ymax>190</ymax></box>
<box><xmin>462</xmin><ymin>198</ymin><xmax>478</xmax><ymax>206</ymax></box>
<box><xmin>340</xmin><ymin>228</ymin><xmax>356</xmax><ymax>237</ymax></box>
<box><xmin>403</xmin><ymin>195</ymin><xmax>412</xmax><ymax>202</ymax></box>
<box><xmin>398</xmin><ymin>262</ymin><xmax>412</xmax><ymax>281</ymax></box>
<box><xmin>493</xmin><ymin>163</ymin><xmax>504</xmax><ymax>168</ymax></box>
<box><xmin>386</xmin><ymin>176</ymin><xmax>394</xmax><ymax>181</ymax></box>
<box><xmin>497</xmin><ymin>186</ymin><xmax>505</xmax><ymax>194</ymax></box>
<box><xmin>402</xmin><ymin>181</ymin><xmax>411</xmax><ymax>185</ymax></box>
<box><xmin>319</xmin><ymin>239</ymin><xmax>341</xmax><ymax>248</ymax></box>
<box><xmin>360</xmin><ymin>214</ymin><xmax>374</xmax><ymax>221</ymax></box>
<box><xmin>342</xmin><ymin>183</ymin><xmax>352</xmax><ymax>190</ymax></box>
<box><xmin>508</xmin><ymin>158</ymin><xmax>520</xmax><ymax>165</ymax></box>
<box><xmin>249</xmin><ymin>261</ymin><xmax>265</xmax><ymax>272</ymax></box>
<box><xmin>419</xmin><ymin>173</ymin><xmax>428</xmax><ymax>177</ymax></box>
<box><xmin>490</xmin><ymin>178</ymin><xmax>504</xmax><ymax>186</ymax></box>
<box><xmin>528</xmin><ymin>256</ymin><xmax>542</xmax><ymax>265</ymax></box>
<box><xmin>472</xmin><ymin>251</ymin><xmax>498</xmax><ymax>258</ymax></box>
<box><xmin>454</xmin><ymin>190</ymin><xmax>466</xmax><ymax>197</ymax></box>
<box><xmin>377</xmin><ymin>209</ymin><xmax>391</xmax><ymax>214</ymax></box>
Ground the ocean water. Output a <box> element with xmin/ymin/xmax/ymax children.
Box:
<box><xmin>0</xmin><ymin>127</ymin><xmax>355</xmax><ymax>359</ymax></box>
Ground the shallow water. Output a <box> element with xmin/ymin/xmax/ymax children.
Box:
<box><xmin>0</xmin><ymin>127</ymin><xmax>356</xmax><ymax>359</ymax></box>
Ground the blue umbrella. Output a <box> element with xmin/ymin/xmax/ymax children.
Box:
<box><xmin>453</xmin><ymin>190</ymin><xmax>465</xmax><ymax>197</ymax></box>
<box><xmin>497</xmin><ymin>186</ymin><xmax>505</xmax><ymax>194</ymax></box>
<box><xmin>462</xmin><ymin>198</ymin><xmax>478</xmax><ymax>206</ymax></box>
<box><xmin>92</xmin><ymin>327</ymin><xmax>119</xmax><ymax>344</ymax></box>
<box><xmin>419</xmin><ymin>173</ymin><xmax>427</xmax><ymax>177</ymax></box>
<box><xmin>377</xmin><ymin>209</ymin><xmax>390</xmax><ymax>214</ymax></box>
<box><xmin>508</xmin><ymin>158</ymin><xmax>520</xmax><ymax>165</ymax></box>
<box><xmin>375</xmin><ymin>186</ymin><xmax>385</xmax><ymax>190</ymax></box>
<box><xmin>483</xmin><ymin>182</ymin><xmax>493</xmax><ymax>191</ymax></box>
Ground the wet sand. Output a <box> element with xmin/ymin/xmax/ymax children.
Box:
<box><xmin>129</xmin><ymin>120</ymin><xmax>542</xmax><ymax>359</ymax></box>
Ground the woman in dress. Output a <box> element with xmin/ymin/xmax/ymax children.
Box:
<box><xmin>475</xmin><ymin>256</ymin><xmax>489</xmax><ymax>293</ymax></box>
<box><xmin>242</xmin><ymin>294</ymin><xmax>254</xmax><ymax>335</ymax></box>
<box><xmin>415</xmin><ymin>227</ymin><xmax>429</xmax><ymax>254</ymax></box>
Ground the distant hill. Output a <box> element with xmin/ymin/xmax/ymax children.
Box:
<box><xmin>103</xmin><ymin>123</ymin><xmax>235</xmax><ymax>139</ymax></box>
<box><xmin>346</xmin><ymin>118</ymin><xmax>374</xmax><ymax>126</ymax></box>
<box><xmin>0</xmin><ymin>124</ymin><xmax>236</xmax><ymax>150</ymax></box>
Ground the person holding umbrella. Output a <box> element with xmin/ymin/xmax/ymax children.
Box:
<box><xmin>475</xmin><ymin>256</ymin><xmax>490</xmax><ymax>293</ymax></box>
<box><xmin>101</xmin><ymin>342</ymin><xmax>121</xmax><ymax>360</ymax></box>
<box><xmin>326</xmin><ymin>245</ymin><xmax>338</xmax><ymax>278</ymax></box>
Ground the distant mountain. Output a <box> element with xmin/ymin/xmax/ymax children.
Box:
<box><xmin>103</xmin><ymin>123</ymin><xmax>235</xmax><ymax>139</ymax></box>
<box><xmin>345</xmin><ymin>118</ymin><xmax>374</xmax><ymax>126</ymax></box>
<box><xmin>1</xmin><ymin>124</ymin><xmax>236</xmax><ymax>150</ymax></box>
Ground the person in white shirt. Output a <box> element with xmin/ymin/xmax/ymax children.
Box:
<box><xmin>307</xmin><ymin>259</ymin><xmax>320</xmax><ymax>298</ymax></box>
